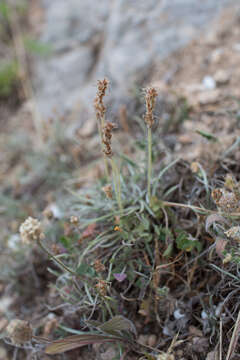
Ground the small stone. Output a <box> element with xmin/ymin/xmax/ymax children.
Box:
<box><xmin>214</xmin><ymin>70</ymin><xmax>230</xmax><ymax>85</ymax></box>
<box><xmin>178</xmin><ymin>134</ymin><xmax>193</xmax><ymax>144</ymax></box>
<box><xmin>101</xmin><ymin>347</ymin><xmax>117</xmax><ymax>360</ymax></box>
<box><xmin>198</xmin><ymin>90</ymin><xmax>220</xmax><ymax>105</ymax></box>
<box><xmin>210</xmin><ymin>48</ymin><xmax>224</xmax><ymax>64</ymax></box>
<box><xmin>192</xmin><ymin>337</ymin><xmax>209</xmax><ymax>353</ymax></box>
<box><xmin>189</xmin><ymin>325</ymin><xmax>203</xmax><ymax>337</ymax></box>
<box><xmin>138</xmin><ymin>334</ymin><xmax>148</xmax><ymax>346</ymax></box>
<box><xmin>206</xmin><ymin>350</ymin><xmax>218</xmax><ymax>360</ymax></box>
<box><xmin>202</xmin><ymin>76</ymin><xmax>216</xmax><ymax>90</ymax></box>
<box><xmin>148</xmin><ymin>334</ymin><xmax>157</xmax><ymax>347</ymax></box>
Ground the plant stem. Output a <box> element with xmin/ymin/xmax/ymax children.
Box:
<box><xmin>110</xmin><ymin>158</ymin><xmax>123</xmax><ymax>216</ymax></box>
<box><xmin>147</xmin><ymin>127</ymin><xmax>152</xmax><ymax>205</ymax></box>
<box><xmin>38</xmin><ymin>239</ymin><xmax>76</xmax><ymax>276</ymax></box>
<box><xmin>98</xmin><ymin>117</ymin><xmax>109</xmax><ymax>179</ymax></box>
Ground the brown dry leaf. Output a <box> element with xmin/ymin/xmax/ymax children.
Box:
<box><xmin>188</xmin><ymin>325</ymin><xmax>203</xmax><ymax>337</ymax></box>
<box><xmin>206</xmin><ymin>350</ymin><xmax>219</xmax><ymax>360</ymax></box>
<box><xmin>215</xmin><ymin>237</ymin><xmax>228</xmax><ymax>258</ymax></box>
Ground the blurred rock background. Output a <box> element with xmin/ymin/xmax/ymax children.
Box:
<box><xmin>34</xmin><ymin>0</ymin><xmax>235</xmax><ymax>123</ymax></box>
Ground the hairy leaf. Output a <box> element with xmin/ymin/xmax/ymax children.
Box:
<box><xmin>45</xmin><ymin>334</ymin><xmax>121</xmax><ymax>354</ymax></box>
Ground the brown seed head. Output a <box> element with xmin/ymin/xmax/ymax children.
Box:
<box><xmin>95</xmin><ymin>279</ymin><xmax>108</xmax><ymax>297</ymax></box>
<box><xmin>94</xmin><ymin>259</ymin><xmax>106</xmax><ymax>273</ymax></box>
<box><xmin>102</xmin><ymin>184</ymin><xmax>113</xmax><ymax>199</ymax></box>
<box><xmin>7</xmin><ymin>319</ymin><xmax>33</xmax><ymax>345</ymax></box>
<box><xmin>94</xmin><ymin>78</ymin><xmax>109</xmax><ymax>120</ymax></box>
<box><xmin>102</xmin><ymin>122</ymin><xmax>115</xmax><ymax>158</ymax></box>
<box><xmin>144</xmin><ymin>87</ymin><xmax>158</xmax><ymax>128</ymax></box>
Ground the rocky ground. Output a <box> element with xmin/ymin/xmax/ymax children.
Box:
<box><xmin>1</xmin><ymin>1</ymin><xmax>240</xmax><ymax>360</ymax></box>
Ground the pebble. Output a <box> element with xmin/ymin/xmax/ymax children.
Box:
<box><xmin>206</xmin><ymin>350</ymin><xmax>218</xmax><ymax>360</ymax></box>
<box><xmin>198</xmin><ymin>89</ymin><xmax>220</xmax><ymax>105</ymax></box>
<box><xmin>101</xmin><ymin>347</ymin><xmax>117</xmax><ymax>360</ymax></box>
<box><xmin>138</xmin><ymin>334</ymin><xmax>148</xmax><ymax>346</ymax></box>
<box><xmin>214</xmin><ymin>69</ymin><xmax>230</xmax><ymax>85</ymax></box>
<box><xmin>148</xmin><ymin>334</ymin><xmax>157</xmax><ymax>347</ymax></box>
<box><xmin>202</xmin><ymin>76</ymin><xmax>216</xmax><ymax>90</ymax></box>
<box><xmin>192</xmin><ymin>337</ymin><xmax>209</xmax><ymax>353</ymax></box>
<box><xmin>210</xmin><ymin>48</ymin><xmax>224</xmax><ymax>64</ymax></box>
<box><xmin>189</xmin><ymin>325</ymin><xmax>203</xmax><ymax>337</ymax></box>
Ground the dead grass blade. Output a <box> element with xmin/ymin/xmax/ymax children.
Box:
<box><xmin>45</xmin><ymin>334</ymin><xmax>122</xmax><ymax>354</ymax></box>
<box><xmin>226</xmin><ymin>309</ymin><xmax>240</xmax><ymax>360</ymax></box>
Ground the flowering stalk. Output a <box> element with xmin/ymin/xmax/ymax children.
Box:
<box><xmin>144</xmin><ymin>87</ymin><xmax>158</xmax><ymax>205</ymax></box>
<box><xmin>37</xmin><ymin>238</ymin><xmax>76</xmax><ymax>276</ymax></box>
<box><xmin>102</xmin><ymin>122</ymin><xmax>123</xmax><ymax>215</ymax></box>
<box><xmin>19</xmin><ymin>217</ymin><xmax>76</xmax><ymax>276</ymax></box>
<box><xmin>110</xmin><ymin>157</ymin><xmax>123</xmax><ymax>215</ymax></box>
<box><xmin>147</xmin><ymin>126</ymin><xmax>152</xmax><ymax>205</ymax></box>
<box><xmin>94</xmin><ymin>79</ymin><xmax>110</xmax><ymax>179</ymax></box>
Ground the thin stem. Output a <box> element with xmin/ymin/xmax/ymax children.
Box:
<box><xmin>162</xmin><ymin>200</ymin><xmax>240</xmax><ymax>219</ymax></box>
<box><xmin>110</xmin><ymin>158</ymin><xmax>123</xmax><ymax>216</ymax></box>
<box><xmin>97</xmin><ymin>117</ymin><xmax>109</xmax><ymax>179</ymax></box>
<box><xmin>38</xmin><ymin>239</ymin><xmax>76</xmax><ymax>276</ymax></box>
<box><xmin>147</xmin><ymin>127</ymin><xmax>152</xmax><ymax>205</ymax></box>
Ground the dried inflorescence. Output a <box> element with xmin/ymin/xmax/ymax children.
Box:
<box><xmin>225</xmin><ymin>226</ymin><xmax>240</xmax><ymax>242</ymax></box>
<box><xmin>70</xmin><ymin>215</ymin><xmax>79</xmax><ymax>225</ymax></box>
<box><xmin>102</xmin><ymin>184</ymin><xmax>113</xmax><ymax>199</ymax></box>
<box><xmin>102</xmin><ymin>122</ymin><xmax>115</xmax><ymax>158</ymax></box>
<box><xmin>144</xmin><ymin>87</ymin><xmax>158</xmax><ymax>128</ymax></box>
<box><xmin>43</xmin><ymin>208</ymin><xmax>54</xmax><ymax>220</ymax></box>
<box><xmin>19</xmin><ymin>217</ymin><xmax>45</xmax><ymax>244</ymax></box>
<box><xmin>94</xmin><ymin>78</ymin><xmax>109</xmax><ymax>121</ymax></box>
<box><xmin>211</xmin><ymin>188</ymin><xmax>240</xmax><ymax>213</ymax></box>
<box><xmin>95</xmin><ymin>279</ymin><xmax>108</xmax><ymax>297</ymax></box>
<box><xmin>6</xmin><ymin>319</ymin><xmax>33</xmax><ymax>345</ymax></box>
<box><xmin>224</xmin><ymin>174</ymin><xmax>240</xmax><ymax>200</ymax></box>
<box><xmin>94</xmin><ymin>259</ymin><xmax>106</xmax><ymax>273</ymax></box>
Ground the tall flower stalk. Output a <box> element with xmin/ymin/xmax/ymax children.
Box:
<box><xmin>102</xmin><ymin>122</ymin><xmax>123</xmax><ymax>215</ymax></box>
<box><xmin>19</xmin><ymin>217</ymin><xmax>77</xmax><ymax>276</ymax></box>
<box><xmin>94</xmin><ymin>79</ymin><xmax>110</xmax><ymax>179</ymax></box>
<box><xmin>144</xmin><ymin>87</ymin><xmax>158</xmax><ymax>205</ymax></box>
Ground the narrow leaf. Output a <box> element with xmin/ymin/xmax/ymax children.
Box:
<box><xmin>45</xmin><ymin>334</ymin><xmax>120</xmax><ymax>354</ymax></box>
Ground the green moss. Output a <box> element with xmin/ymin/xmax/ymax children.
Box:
<box><xmin>0</xmin><ymin>61</ymin><xmax>18</xmax><ymax>97</ymax></box>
